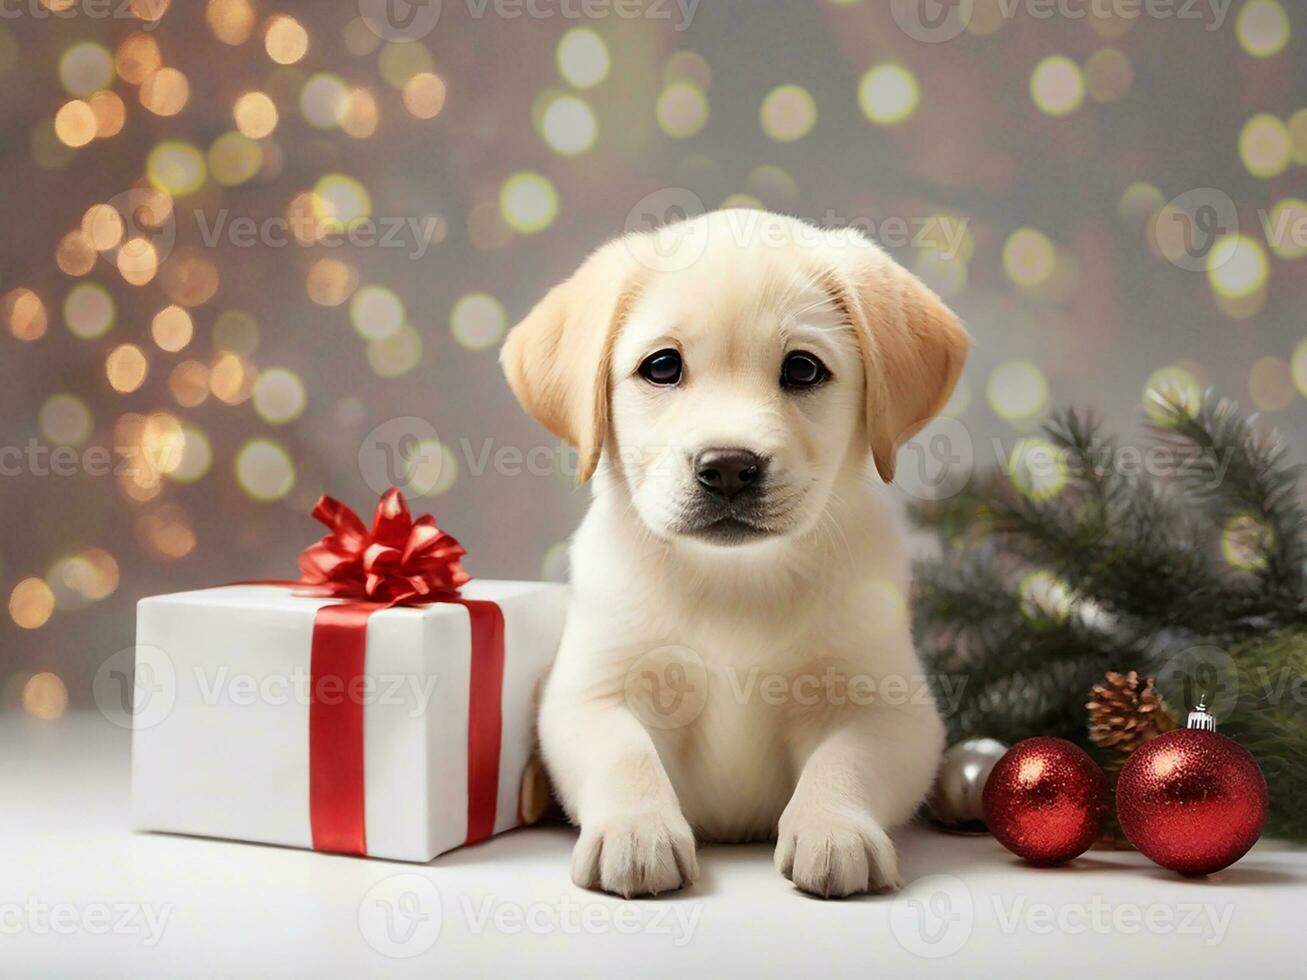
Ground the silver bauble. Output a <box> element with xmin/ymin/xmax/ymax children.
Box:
<box><xmin>928</xmin><ymin>737</ymin><xmax>1009</xmax><ymax>833</ymax></box>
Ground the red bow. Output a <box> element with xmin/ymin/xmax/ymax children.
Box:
<box><xmin>297</xmin><ymin>488</ymin><xmax>471</xmax><ymax>605</ymax></box>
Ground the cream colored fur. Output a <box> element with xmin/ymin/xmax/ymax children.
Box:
<box><xmin>502</xmin><ymin>210</ymin><xmax>969</xmax><ymax>898</ymax></box>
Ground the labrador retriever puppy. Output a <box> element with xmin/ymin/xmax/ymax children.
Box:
<box><xmin>501</xmin><ymin>210</ymin><xmax>969</xmax><ymax>898</ymax></box>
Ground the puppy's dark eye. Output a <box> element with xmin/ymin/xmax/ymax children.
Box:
<box><xmin>639</xmin><ymin>349</ymin><xmax>683</xmax><ymax>386</ymax></box>
<box><xmin>781</xmin><ymin>352</ymin><xmax>827</xmax><ymax>389</ymax></box>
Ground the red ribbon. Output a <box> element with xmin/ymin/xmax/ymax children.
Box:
<box><xmin>263</xmin><ymin>488</ymin><xmax>504</xmax><ymax>856</ymax></box>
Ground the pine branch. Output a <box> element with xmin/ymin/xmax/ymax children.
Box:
<box><xmin>1150</xmin><ymin>390</ymin><xmax>1307</xmax><ymax>618</ymax></box>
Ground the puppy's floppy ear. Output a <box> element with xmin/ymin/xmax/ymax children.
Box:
<box><xmin>501</xmin><ymin>241</ymin><xmax>642</xmax><ymax>484</ymax></box>
<box><xmin>825</xmin><ymin>233</ymin><xmax>971</xmax><ymax>484</ymax></box>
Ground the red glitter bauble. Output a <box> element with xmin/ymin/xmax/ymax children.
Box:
<box><xmin>1116</xmin><ymin>729</ymin><xmax>1267</xmax><ymax>876</ymax></box>
<box><xmin>982</xmin><ymin>737</ymin><xmax>1106</xmax><ymax>865</ymax></box>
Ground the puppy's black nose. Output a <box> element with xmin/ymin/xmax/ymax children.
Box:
<box><xmin>695</xmin><ymin>449</ymin><xmax>766</xmax><ymax>499</ymax></box>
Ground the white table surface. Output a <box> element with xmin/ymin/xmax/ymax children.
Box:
<box><xmin>3</xmin><ymin>712</ymin><xmax>1302</xmax><ymax>978</ymax></box>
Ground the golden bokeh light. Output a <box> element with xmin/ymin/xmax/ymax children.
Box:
<box><xmin>236</xmin><ymin>439</ymin><xmax>296</xmax><ymax>501</ymax></box>
<box><xmin>1030</xmin><ymin>55</ymin><xmax>1084</xmax><ymax>117</ymax></box>
<box><xmin>307</xmin><ymin>258</ymin><xmax>360</xmax><ymax>306</ymax></box>
<box><xmin>82</xmin><ymin>203</ymin><xmax>124</xmax><ymax>251</ymax></box>
<box><xmin>234</xmin><ymin>91</ymin><xmax>279</xmax><ymax>138</ymax></box>
<box><xmin>214</xmin><ymin>308</ymin><xmax>260</xmax><ymax>355</ymax></box>
<box><xmin>39</xmin><ymin>393</ymin><xmax>92</xmax><ymax>446</ymax></box>
<box><xmin>313</xmin><ymin>174</ymin><xmax>373</xmax><ymax>230</ymax></box>
<box><xmin>56</xmin><ymin>231</ymin><xmax>97</xmax><ymax>276</ymax></box>
<box><xmin>106</xmin><ymin>343</ymin><xmax>149</xmax><ymax>393</ymax></box>
<box><xmin>159</xmin><ymin>249</ymin><xmax>221</xmax><ymax>307</ymax></box>
<box><xmin>10</xmin><ymin>578</ymin><xmax>55</xmax><ymax>630</ymax></box>
<box><xmin>117</xmin><ymin>236</ymin><xmax>160</xmax><ymax>286</ymax></box>
<box><xmin>1085</xmin><ymin>48</ymin><xmax>1133</xmax><ymax>103</ymax></box>
<box><xmin>169</xmin><ymin>360</ymin><xmax>211</xmax><ymax>407</ymax></box>
<box><xmin>500</xmin><ymin>172</ymin><xmax>558</xmax><ymax>234</ymax></box>
<box><xmin>5</xmin><ymin>288</ymin><xmax>49</xmax><ymax>341</ymax></box>
<box><xmin>1206</xmin><ymin>234</ymin><xmax>1269</xmax><ymax>299</ymax></box>
<box><xmin>115</xmin><ymin>33</ymin><xmax>161</xmax><ymax>85</ymax></box>
<box><xmin>208</xmin><ymin>131</ymin><xmax>263</xmax><ymax>186</ymax></box>
<box><xmin>152</xmin><ymin>305</ymin><xmax>194</xmax><ymax>351</ymax></box>
<box><xmin>344</xmin><ymin>17</ymin><xmax>382</xmax><ymax>57</ymax></box>
<box><xmin>137</xmin><ymin>504</ymin><xmax>198</xmax><ymax>559</ymax></box>
<box><xmin>657</xmin><ymin>82</ymin><xmax>709</xmax><ymax>139</ymax></box>
<box><xmin>403</xmin><ymin>72</ymin><xmax>447</xmax><ymax>120</ymax></box>
<box><xmin>1143</xmin><ymin>365</ymin><xmax>1202</xmax><ymax>423</ymax></box>
<box><xmin>147</xmin><ymin>140</ymin><xmax>207</xmax><ymax>196</ymax></box>
<box><xmin>253</xmin><ymin>368</ymin><xmax>307</xmax><ymax>425</ymax></box>
<box><xmin>367</xmin><ymin>325</ymin><xmax>424</xmax><ymax>377</ymax></box>
<box><xmin>378</xmin><ymin>41</ymin><xmax>433</xmax><ymax>89</ymax></box>
<box><xmin>89</xmin><ymin>90</ymin><xmax>127</xmax><ymax>138</ymax></box>
<box><xmin>1240</xmin><ymin>113</ymin><xmax>1291</xmax><ymax>178</ymax></box>
<box><xmin>265</xmin><ymin>15</ymin><xmax>309</xmax><ymax>65</ymax></box>
<box><xmin>539</xmin><ymin>94</ymin><xmax>597</xmax><ymax>156</ymax></box>
<box><xmin>208</xmin><ymin>0</ymin><xmax>256</xmax><ymax>45</ymax></box>
<box><xmin>664</xmin><ymin>51</ymin><xmax>711</xmax><ymax>91</ymax></box>
<box><xmin>64</xmin><ymin>282</ymin><xmax>115</xmax><ymax>339</ymax></box>
<box><xmin>168</xmin><ymin>426</ymin><xmax>213</xmax><ymax>483</ymax></box>
<box><xmin>1236</xmin><ymin>0</ymin><xmax>1290</xmax><ymax>58</ymax></box>
<box><xmin>859</xmin><ymin>64</ymin><xmax>919</xmax><ymax>125</ymax></box>
<box><xmin>557</xmin><ymin>28</ymin><xmax>609</xmax><ymax>88</ymax></box>
<box><xmin>59</xmin><ymin>42</ymin><xmax>114</xmax><ymax>96</ymax></box>
<box><xmin>54</xmin><ymin>100</ymin><xmax>97</xmax><ymax>148</ymax></box>
<box><xmin>59</xmin><ymin>548</ymin><xmax>120</xmax><ymax>602</ymax></box>
<box><xmin>22</xmin><ymin>673</ymin><xmax>68</xmax><ymax>721</ymax></box>
<box><xmin>760</xmin><ymin>84</ymin><xmax>817</xmax><ymax>142</ymax></box>
<box><xmin>401</xmin><ymin>438</ymin><xmax>458</xmax><ymax>497</ymax></box>
<box><xmin>451</xmin><ymin>292</ymin><xmax>507</xmax><ymax>350</ymax></box>
<box><xmin>1003</xmin><ymin>228</ymin><xmax>1056</xmax><ymax>288</ymax></box>
<box><xmin>140</xmin><ymin>67</ymin><xmax>191</xmax><ymax>117</ymax></box>
<box><xmin>1291</xmin><ymin>339</ymin><xmax>1307</xmax><ymax>399</ymax></box>
<box><xmin>351</xmin><ymin>285</ymin><xmax>406</xmax><ymax>341</ymax></box>
<box><xmin>301</xmin><ymin>72</ymin><xmax>350</xmax><ymax>129</ymax></box>
<box><xmin>988</xmin><ymin>361</ymin><xmax>1050</xmax><ymax>423</ymax></box>
<box><xmin>341</xmin><ymin>88</ymin><xmax>380</xmax><ymax>139</ymax></box>
<box><xmin>210</xmin><ymin>352</ymin><xmax>257</xmax><ymax>405</ymax></box>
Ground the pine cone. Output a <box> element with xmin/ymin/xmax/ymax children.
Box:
<box><xmin>1086</xmin><ymin>671</ymin><xmax>1177</xmax><ymax>759</ymax></box>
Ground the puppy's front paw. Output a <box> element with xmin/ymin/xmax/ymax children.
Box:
<box><xmin>775</xmin><ymin>812</ymin><xmax>900</xmax><ymax>899</ymax></box>
<box><xmin>572</xmin><ymin>810</ymin><xmax>698</xmax><ymax>898</ymax></box>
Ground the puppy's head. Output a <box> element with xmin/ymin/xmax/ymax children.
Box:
<box><xmin>502</xmin><ymin>210</ymin><xmax>969</xmax><ymax>548</ymax></box>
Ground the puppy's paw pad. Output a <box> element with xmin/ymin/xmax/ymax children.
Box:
<box><xmin>572</xmin><ymin>811</ymin><xmax>698</xmax><ymax>899</ymax></box>
<box><xmin>775</xmin><ymin>817</ymin><xmax>899</xmax><ymax>898</ymax></box>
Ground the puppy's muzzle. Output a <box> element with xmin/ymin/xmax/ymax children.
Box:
<box><xmin>694</xmin><ymin>448</ymin><xmax>767</xmax><ymax>501</ymax></box>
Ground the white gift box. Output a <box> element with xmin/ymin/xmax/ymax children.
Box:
<box><xmin>132</xmin><ymin>581</ymin><xmax>568</xmax><ymax>862</ymax></box>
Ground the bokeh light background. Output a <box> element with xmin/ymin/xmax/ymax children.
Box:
<box><xmin>3</xmin><ymin>0</ymin><xmax>1306</xmax><ymax>719</ymax></box>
